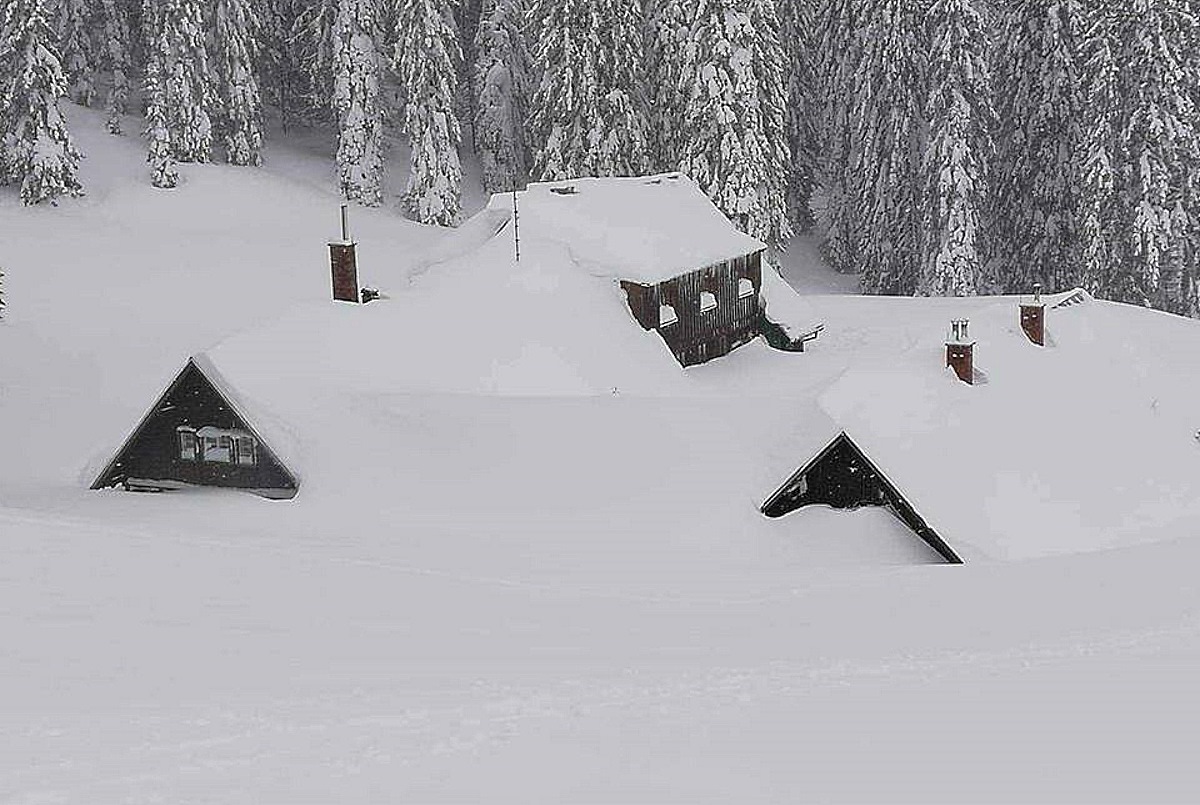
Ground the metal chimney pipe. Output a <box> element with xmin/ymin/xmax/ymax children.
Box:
<box><xmin>340</xmin><ymin>204</ymin><xmax>349</xmax><ymax>243</ymax></box>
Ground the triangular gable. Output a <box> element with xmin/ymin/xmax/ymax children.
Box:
<box><xmin>91</xmin><ymin>358</ymin><xmax>298</xmax><ymax>499</ymax></box>
<box><xmin>761</xmin><ymin>431</ymin><xmax>961</xmax><ymax>564</ymax></box>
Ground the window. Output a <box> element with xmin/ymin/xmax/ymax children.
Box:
<box><xmin>659</xmin><ymin>303</ymin><xmax>678</xmax><ymax>326</ymax></box>
<box><xmin>192</xmin><ymin>427</ymin><xmax>255</xmax><ymax>465</ymax></box>
<box><xmin>699</xmin><ymin>291</ymin><xmax>717</xmax><ymax>313</ymax></box>
<box><xmin>178</xmin><ymin>430</ymin><xmax>197</xmax><ymax>461</ymax></box>
<box><xmin>236</xmin><ymin>437</ymin><xmax>256</xmax><ymax>466</ymax></box>
<box><xmin>738</xmin><ymin>277</ymin><xmax>755</xmax><ymax>299</ymax></box>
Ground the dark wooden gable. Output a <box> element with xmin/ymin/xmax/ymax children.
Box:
<box><xmin>620</xmin><ymin>249</ymin><xmax>766</xmax><ymax>367</ymax></box>
<box><xmin>762</xmin><ymin>432</ymin><xmax>961</xmax><ymax>564</ymax></box>
<box><xmin>91</xmin><ymin>359</ymin><xmax>298</xmax><ymax>499</ymax></box>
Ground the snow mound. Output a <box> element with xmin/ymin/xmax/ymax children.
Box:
<box><xmin>814</xmin><ymin>297</ymin><xmax>1200</xmax><ymax>559</ymax></box>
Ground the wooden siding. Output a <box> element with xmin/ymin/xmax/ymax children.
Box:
<box><xmin>649</xmin><ymin>249</ymin><xmax>765</xmax><ymax>367</ymax></box>
<box><xmin>92</xmin><ymin>361</ymin><xmax>297</xmax><ymax>498</ymax></box>
<box><xmin>620</xmin><ymin>280</ymin><xmax>657</xmax><ymax>330</ymax></box>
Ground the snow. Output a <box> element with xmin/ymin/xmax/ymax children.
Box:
<box><xmin>7</xmin><ymin>106</ymin><xmax>1200</xmax><ymax>802</ymax></box>
<box><xmin>760</xmin><ymin>260</ymin><xmax>824</xmax><ymax>336</ymax></box>
<box><xmin>489</xmin><ymin>172</ymin><xmax>767</xmax><ymax>283</ymax></box>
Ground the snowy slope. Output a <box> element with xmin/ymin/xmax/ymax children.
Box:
<box><xmin>6</xmin><ymin>106</ymin><xmax>1200</xmax><ymax>803</ymax></box>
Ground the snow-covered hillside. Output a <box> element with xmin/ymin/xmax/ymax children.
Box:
<box><xmin>6</xmin><ymin>107</ymin><xmax>1200</xmax><ymax>802</ymax></box>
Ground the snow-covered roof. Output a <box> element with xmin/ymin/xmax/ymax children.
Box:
<box><xmin>486</xmin><ymin>173</ymin><xmax>767</xmax><ymax>284</ymax></box>
<box><xmin>108</xmin><ymin>186</ymin><xmax>1200</xmax><ymax>565</ymax></box>
<box><xmin>777</xmin><ymin>295</ymin><xmax>1200</xmax><ymax>560</ymax></box>
<box><xmin>760</xmin><ymin>262</ymin><xmax>824</xmax><ymax>338</ymax></box>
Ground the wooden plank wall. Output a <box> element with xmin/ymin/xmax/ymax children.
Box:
<box><xmin>656</xmin><ymin>250</ymin><xmax>764</xmax><ymax>366</ymax></box>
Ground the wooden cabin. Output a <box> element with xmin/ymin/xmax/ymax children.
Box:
<box><xmin>621</xmin><ymin>251</ymin><xmax>765</xmax><ymax>367</ymax></box>
<box><xmin>504</xmin><ymin>173</ymin><xmax>820</xmax><ymax>368</ymax></box>
<box><xmin>91</xmin><ymin>358</ymin><xmax>298</xmax><ymax>499</ymax></box>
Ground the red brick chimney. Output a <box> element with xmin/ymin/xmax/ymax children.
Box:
<box><xmin>945</xmin><ymin>319</ymin><xmax>974</xmax><ymax>385</ymax></box>
<box><xmin>1020</xmin><ymin>284</ymin><xmax>1045</xmax><ymax>346</ymax></box>
<box><xmin>329</xmin><ymin>204</ymin><xmax>360</xmax><ymax>303</ymax></box>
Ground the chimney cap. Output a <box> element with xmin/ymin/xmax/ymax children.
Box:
<box><xmin>946</xmin><ymin>318</ymin><xmax>975</xmax><ymax>345</ymax></box>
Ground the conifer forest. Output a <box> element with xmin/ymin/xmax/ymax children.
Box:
<box><xmin>2</xmin><ymin>0</ymin><xmax>1199</xmax><ymax>314</ymax></box>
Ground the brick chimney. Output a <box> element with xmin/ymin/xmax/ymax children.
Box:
<box><xmin>329</xmin><ymin>204</ymin><xmax>360</xmax><ymax>303</ymax></box>
<box><xmin>945</xmin><ymin>319</ymin><xmax>974</xmax><ymax>385</ymax></box>
<box><xmin>1020</xmin><ymin>284</ymin><xmax>1045</xmax><ymax>346</ymax></box>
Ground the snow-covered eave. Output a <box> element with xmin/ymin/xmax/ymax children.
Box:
<box><xmin>85</xmin><ymin>361</ymin><xmax>192</xmax><ymax>490</ymax></box>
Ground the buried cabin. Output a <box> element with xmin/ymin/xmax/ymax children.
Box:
<box><xmin>91</xmin><ymin>358</ymin><xmax>298</xmax><ymax>499</ymax></box>
<box><xmin>499</xmin><ymin>173</ymin><xmax>822</xmax><ymax>367</ymax></box>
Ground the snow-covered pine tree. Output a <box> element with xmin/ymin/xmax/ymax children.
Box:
<box><xmin>527</xmin><ymin>0</ymin><xmax>649</xmax><ymax>180</ymax></box>
<box><xmin>992</xmin><ymin>0</ymin><xmax>1089</xmax><ymax>294</ymax></box>
<box><xmin>815</xmin><ymin>0</ymin><xmax>865</xmax><ymax>274</ymax></box>
<box><xmin>142</xmin><ymin>0</ymin><xmax>216</xmax><ymax>163</ymax></box>
<box><xmin>0</xmin><ymin>0</ymin><xmax>85</xmax><ymax>204</ymax></box>
<box><xmin>97</xmin><ymin>0</ymin><xmax>132</xmax><ymax>134</ymax></box>
<box><xmin>142</xmin><ymin>26</ymin><xmax>177</xmax><ymax>187</ymax></box>
<box><xmin>471</xmin><ymin>0</ymin><xmax>531</xmax><ymax>192</ymax></box>
<box><xmin>679</xmin><ymin>0</ymin><xmax>791</xmax><ymax>247</ymax></box>
<box><xmin>1110</xmin><ymin>0</ymin><xmax>1200</xmax><ymax>314</ymax></box>
<box><xmin>455</xmin><ymin>0</ymin><xmax>482</xmax><ymax>144</ymax></box>
<box><xmin>918</xmin><ymin>0</ymin><xmax>994</xmax><ymax>296</ymax></box>
<box><xmin>592</xmin><ymin>0</ymin><xmax>650</xmax><ymax>177</ymax></box>
<box><xmin>644</xmin><ymin>0</ymin><xmax>693</xmax><ymax>171</ymax></box>
<box><xmin>213</xmin><ymin>0</ymin><xmax>264</xmax><ymax>166</ymax></box>
<box><xmin>778</xmin><ymin>0</ymin><xmax>818</xmax><ymax>232</ymax></box>
<box><xmin>54</xmin><ymin>0</ymin><xmax>97</xmax><ymax>105</ymax></box>
<box><xmin>851</xmin><ymin>0</ymin><xmax>925</xmax><ymax>295</ymax></box>
<box><xmin>391</xmin><ymin>0</ymin><xmax>462</xmax><ymax>224</ymax></box>
<box><xmin>331</xmin><ymin>0</ymin><xmax>382</xmax><ymax>205</ymax></box>
<box><xmin>1077</xmin><ymin>3</ymin><xmax>1123</xmax><ymax>299</ymax></box>
<box><xmin>527</xmin><ymin>0</ymin><xmax>595</xmax><ymax>179</ymax></box>
<box><xmin>284</xmin><ymin>0</ymin><xmax>336</xmax><ymax>126</ymax></box>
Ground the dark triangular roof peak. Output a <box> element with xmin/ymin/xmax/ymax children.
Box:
<box><xmin>91</xmin><ymin>358</ymin><xmax>298</xmax><ymax>499</ymax></box>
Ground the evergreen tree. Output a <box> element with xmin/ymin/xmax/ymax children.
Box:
<box><xmin>331</xmin><ymin>0</ymin><xmax>382</xmax><ymax>205</ymax></box>
<box><xmin>471</xmin><ymin>0</ymin><xmax>531</xmax><ymax>192</ymax></box>
<box><xmin>1110</xmin><ymin>0</ymin><xmax>1200</xmax><ymax>313</ymax></box>
<box><xmin>778</xmin><ymin>0</ymin><xmax>818</xmax><ymax>232</ymax></box>
<box><xmin>591</xmin><ymin>0</ymin><xmax>649</xmax><ymax>176</ymax></box>
<box><xmin>283</xmin><ymin>0</ymin><xmax>336</xmax><ymax>126</ymax></box>
<box><xmin>142</xmin><ymin>26</ymin><xmax>177</xmax><ymax>187</ymax></box>
<box><xmin>392</xmin><ymin>0</ymin><xmax>462</xmax><ymax>224</ymax></box>
<box><xmin>645</xmin><ymin>0</ymin><xmax>694</xmax><ymax>171</ymax></box>
<box><xmin>918</xmin><ymin>0</ymin><xmax>994</xmax><ymax>296</ymax></box>
<box><xmin>0</xmin><ymin>0</ymin><xmax>85</xmax><ymax>204</ymax></box>
<box><xmin>1077</xmin><ymin>3</ymin><xmax>1122</xmax><ymax>298</ymax></box>
<box><xmin>527</xmin><ymin>0</ymin><xmax>649</xmax><ymax>180</ymax></box>
<box><xmin>992</xmin><ymin>0</ymin><xmax>1089</xmax><ymax>294</ymax></box>
<box><xmin>851</xmin><ymin>0</ymin><xmax>925</xmax><ymax>294</ymax></box>
<box><xmin>679</xmin><ymin>0</ymin><xmax>791</xmax><ymax>247</ymax></box>
<box><xmin>54</xmin><ymin>0</ymin><xmax>96</xmax><ymax>105</ymax></box>
<box><xmin>143</xmin><ymin>0</ymin><xmax>216</xmax><ymax>163</ymax></box>
<box><xmin>815</xmin><ymin>0</ymin><xmax>865</xmax><ymax>274</ymax></box>
<box><xmin>97</xmin><ymin>0</ymin><xmax>132</xmax><ymax>134</ymax></box>
<box><xmin>214</xmin><ymin>0</ymin><xmax>264</xmax><ymax>166</ymax></box>
<box><xmin>455</xmin><ymin>0</ymin><xmax>482</xmax><ymax>141</ymax></box>
<box><xmin>527</xmin><ymin>0</ymin><xmax>594</xmax><ymax>179</ymax></box>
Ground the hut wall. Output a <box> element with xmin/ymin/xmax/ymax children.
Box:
<box><xmin>620</xmin><ymin>281</ymin><xmax>657</xmax><ymax>330</ymax></box>
<box><xmin>95</xmin><ymin>362</ymin><xmax>296</xmax><ymax>496</ymax></box>
<box><xmin>654</xmin><ymin>250</ymin><xmax>765</xmax><ymax>367</ymax></box>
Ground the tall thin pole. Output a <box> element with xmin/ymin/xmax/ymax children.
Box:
<box><xmin>511</xmin><ymin>176</ymin><xmax>520</xmax><ymax>262</ymax></box>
